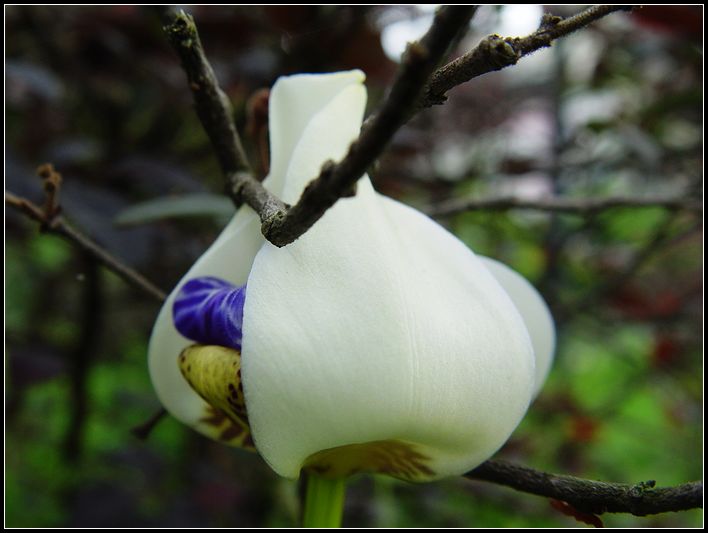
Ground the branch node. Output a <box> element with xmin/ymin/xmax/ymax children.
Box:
<box><xmin>491</xmin><ymin>36</ymin><xmax>520</xmax><ymax>66</ymax></box>
<box><xmin>36</xmin><ymin>162</ymin><xmax>63</xmax><ymax>227</ymax></box>
<box><xmin>166</xmin><ymin>10</ymin><xmax>194</xmax><ymax>38</ymax></box>
<box><xmin>421</xmin><ymin>6</ymin><xmax>629</xmax><ymax>108</ymax></box>
<box><xmin>540</xmin><ymin>13</ymin><xmax>564</xmax><ymax>30</ymax></box>
<box><xmin>405</xmin><ymin>41</ymin><xmax>430</xmax><ymax>65</ymax></box>
<box><xmin>630</xmin><ymin>480</ymin><xmax>657</xmax><ymax>498</ymax></box>
<box><xmin>226</xmin><ymin>171</ymin><xmax>247</xmax><ymax>203</ymax></box>
<box><xmin>261</xmin><ymin>210</ymin><xmax>288</xmax><ymax>246</ymax></box>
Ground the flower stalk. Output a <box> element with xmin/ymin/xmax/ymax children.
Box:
<box><xmin>302</xmin><ymin>474</ymin><xmax>347</xmax><ymax>528</ymax></box>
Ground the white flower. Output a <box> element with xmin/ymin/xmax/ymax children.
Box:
<box><xmin>148</xmin><ymin>70</ymin><xmax>555</xmax><ymax>481</ymax></box>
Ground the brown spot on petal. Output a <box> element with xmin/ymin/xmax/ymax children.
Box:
<box><xmin>220</xmin><ymin>422</ymin><xmax>244</xmax><ymax>441</ymax></box>
<box><xmin>242</xmin><ymin>433</ymin><xmax>255</xmax><ymax>450</ymax></box>
<box><xmin>199</xmin><ymin>406</ymin><xmax>256</xmax><ymax>452</ymax></box>
<box><xmin>304</xmin><ymin>440</ymin><xmax>435</xmax><ymax>482</ymax></box>
<box><xmin>200</xmin><ymin>405</ymin><xmax>228</xmax><ymax>427</ymax></box>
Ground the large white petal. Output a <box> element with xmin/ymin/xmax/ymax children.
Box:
<box><xmin>242</xmin><ymin>178</ymin><xmax>536</xmax><ymax>479</ymax></box>
<box><xmin>478</xmin><ymin>257</ymin><xmax>556</xmax><ymax>396</ymax></box>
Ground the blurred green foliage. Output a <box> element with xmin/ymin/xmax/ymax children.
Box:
<box><xmin>5</xmin><ymin>5</ymin><xmax>702</xmax><ymax>528</ymax></box>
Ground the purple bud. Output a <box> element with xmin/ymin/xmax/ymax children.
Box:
<box><xmin>173</xmin><ymin>277</ymin><xmax>246</xmax><ymax>350</ymax></box>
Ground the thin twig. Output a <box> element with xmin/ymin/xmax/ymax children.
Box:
<box><xmin>6</xmin><ymin>190</ymin><xmax>166</xmax><ymax>303</ymax></box>
<box><xmin>163</xmin><ymin>10</ymin><xmax>287</xmax><ymax>220</ymax></box>
<box><xmin>426</xmin><ymin>195</ymin><xmax>703</xmax><ymax>218</ymax></box>
<box><xmin>422</xmin><ymin>5</ymin><xmax>632</xmax><ymax>108</ymax></box>
<box><xmin>164</xmin><ymin>11</ymin><xmax>250</xmax><ymax>178</ymax></box>
<box><xmin>8</xmin><ymin>172</ymin><xmax>170</xmax><ymax>435</ymax></box>
<box><xmin>131</xmin><ymin>407</ymin><xmax>168</xmax><ymax>440</ymax></box>
<box><xmin>262</xmin><ymin>6</ymin><xmax>478</xmax><ymax>247</ymax></box>
<box><xmin>466</xmin><ymin>460</ymin><xmax>702</xmax><ymax>516</ymax></box>
<box><xmin>556</xmin><ymin>218</ymin><xmax>702</xmax><ymax>322</ymax></box>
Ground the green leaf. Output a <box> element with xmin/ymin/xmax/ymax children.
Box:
<box><xmin>114</xmin><ymin>193</ymin><xmax>235</xmax><ymax>227</ymax></box>
<box><xmin>600</xmin><ymin>208</ymin><xmax>668</xmax><ymax>243</ymax></box>
<box><xmin>29</xmin><ymin>234</ymin><xmax>73</xmax><ymax>272</ymax></box>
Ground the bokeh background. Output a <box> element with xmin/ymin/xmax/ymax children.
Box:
<box><xmin>5</xmin><ymin>5</ymin><xmax>703</xmax><ymax>527</ymax></box>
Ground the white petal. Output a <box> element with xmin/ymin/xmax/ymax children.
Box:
<box><xmin>279</xmin><ymin>84</ymin><xmax>366</xmax><ymax>204</ymax></box>
<box><xmin>265</xmin><ymin>70</ymin><xmax>366</xmax><ymax>201</ymax></box>
<box><xmin>242</xmin><ymin>184</ymin><xmax>536</xmax><ymax>480</ymax></box>
<box><xmin>478</xmin><ymin>257</ymin><xmax>556</xmax><ymax>397</ymax></box>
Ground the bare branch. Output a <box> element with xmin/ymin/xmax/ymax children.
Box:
<box><xmin>556</xmin><ymin>218</ymin><xmax>702</xmax><ymax>322</ymax></box>
<box><xmin>427</xmin><ymin>195</ymin><xmax>703</xmax><ymax>218</ymax></box>
<box><xmin>422</xmin><ymin>5</ymin><xmax>632</xmax><ymax>107</ymax></box>
<box><xmin>262</xmin><ymin>6</ymin><xmax>478</xmax><ymax>247</ymax></box>
<box><xmin>163</xmin><ymin>10</ymin><xmax>287</xmax><ymax>218</ymax></box>
<box><xmin>6</xmin><ymin>189</ymin><xmax>166</xmax><ymax>303</ymax></box>
<box><xmin>164</xmin><ymin>11</ymin><xmax>249</xmax><ymax>178</ymax></box>
<box><xmin>131</xmin><ymin>407</ymin><xmax>168</xmax><ymax>440</ymax></box>
<box><xmin>466</xmin><ymin>460</ymin><xmax>703</xmax><ymax>516</ymax></box>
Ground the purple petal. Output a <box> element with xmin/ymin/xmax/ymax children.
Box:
<box><xmin>173</xmin><ymin>277</ymin><xmax>246</xmax><ymax>350</ymax></box>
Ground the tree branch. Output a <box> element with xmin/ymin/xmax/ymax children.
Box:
<box><xmin>6</xmin><ymin>188</ymin><xmax>166</xmax><ymax>303</ymax></box>
<box><xmin>556</xmin><ymin>217</ymin><xmax>702</xmax><ymax>322</ymax></box>
<box><xmin>164</xmin><ymin>11</ymin><xmax>249</xmax><ymax>177</ymax></box>
<box><xmin>466</xmin><ymin>460</ymin><xmax>702</xmax><ymax>517</ymax></box>
<box><xmin>163</xmin><ymin>10</ymin><xmax>287</xmax><ymax>218</ymax></box>
<box><xmin>131</xmin><ymin>407</ymin><xmax>168</xmax><ymax>440</ymax></box>
<box><xmin>8</xmin><ymin>165</ymin><xmax>170</xmax><ymax>438</ymax></box>
<box><xmin>422</xmin><ymin>5</ymin><xmax>632</xmax><ymax>108</ymax></box>
<box><xmin>262</xmin><ymin>6</ymin><xmax>478</xmax><ymax>247</ymax></box>
<box><xmin>426</xmin><ymin>195</ymin><xmax>703</xmax><ymax>218</ymax></box>
<box><xmin>163</xmin><ymin>7</ymin><xmax>636</xmax><ymax>248</ymax></box>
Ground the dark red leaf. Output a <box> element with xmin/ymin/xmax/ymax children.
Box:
<box><xmin>550</xmin><ymin>499</ymin><xmax>604</xmax><ymax>528</ymax></box>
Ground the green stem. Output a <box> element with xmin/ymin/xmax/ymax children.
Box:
<box><xmin>302</xmin><ymin>473</ymin><xmax>347</xmax><ymax>528</ymax></box>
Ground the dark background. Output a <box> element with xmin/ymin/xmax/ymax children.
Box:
<box><xmin>5</xmin><ymin>5</ymin><xmax>703</xmax><ymax>527</ymax></box>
